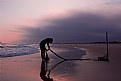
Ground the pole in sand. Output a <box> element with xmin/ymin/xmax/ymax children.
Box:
<box><xmin>98</xmin><ymin>31</ymin><xmax>109</xmax><ymax>61</ymax></box>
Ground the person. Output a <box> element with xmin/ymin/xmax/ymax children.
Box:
<box><xmin>40</xmin><ymin>38</ymin><xmax>53</xmax><ymax>60</ymax></box>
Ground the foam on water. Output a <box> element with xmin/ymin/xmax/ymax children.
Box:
<box><xmin>0</xmin><ymin>44</ymin><xmax>39</xmax><ymax>58</ymax></box>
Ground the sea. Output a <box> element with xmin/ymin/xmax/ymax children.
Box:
<box><xmin>0</xmin><ymin>43</ymin><xmax>86</xmax><ymax>58</ymax></box>
<box><xmin>0</xmin><ymin>43</ymin><xmax>39</xmax><ymax>58</ymax></box>
<box><xmin>1</xmin><ymin>43</ymin><xmax>121</xmax><ymax>81</ymax></box>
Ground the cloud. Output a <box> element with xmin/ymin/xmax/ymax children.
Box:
<box><xmin>104</xmin><ymin>0</ymin><xmax>121</xmax><ymax>6</ymax></box>
<box><xmin>20</xmin><ymin>12</ymin><xmax>121</xmax><ymax>43</ymax></box>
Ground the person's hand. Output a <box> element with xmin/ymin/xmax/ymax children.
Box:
<box><xmin>45</xmin><ymin>49</ymin><xmax>48</xmax><ymax>51</ymax></box>
<box><xmin>48</xmin><ymin>48</ymin><xmax>50</xmax><ymax>50</ymax></box>
<box><xmin>46</xmin><ymin>48</ymin><xmax>50</xmax><ymax>51</ymax></box>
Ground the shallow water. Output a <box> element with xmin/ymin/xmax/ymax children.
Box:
<box><xmin>1</xmin><ymin>44</ymin><xmax>121</xmax><ymax>81</ymax></box>
<box><xmin>44</xmin><ymin>44</ymin><xmax>121</xmax><ymax>81</ymax></box>
<box><xmin>0</xmin><ymin>44</ymin><xmax>39</xmax><ymax>58</ymax></box>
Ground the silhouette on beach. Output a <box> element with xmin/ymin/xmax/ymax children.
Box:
<box><xmin>40</xmin><ymin>60</ymin><xmax>53</xmax><ymax>81</ymax></box>
<box><xmin>39</xmin><ymin>38</ymin><xmax>53</xmax><ymax>60</ymax></box>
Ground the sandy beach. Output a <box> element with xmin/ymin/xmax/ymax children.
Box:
<box><xmin>1</xmin><ymin>44</ymin><xmax>121</xmax><ymax>81</ymax></box>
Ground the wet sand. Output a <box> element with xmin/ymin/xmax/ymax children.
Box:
<box><xmin>0</xmin><ymin>53</ymin><xmax>41</xmax><ymax>81</ymax></box>
<box><xmin>1</xmin><ymin>44</ymin><xmax>121</xmax><ymax>81</ymax></box>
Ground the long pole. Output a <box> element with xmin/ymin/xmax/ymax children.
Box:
<box><xmin>106</xmin><ymin>31</ymin><xmax>109</xmax><ymax>59</ymax></box>
<box><xmin>49</xmin><ymin>49</ymin><xmax>99</xmax><ymax>61</ymax></box>
<box><xmin>49</xmin><ymin>49</ymin><xmax>66</xmax><ymax>60</ymax></box>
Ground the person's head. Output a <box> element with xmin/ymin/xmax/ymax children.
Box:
<box><xmin>48</xmin><ymin>38</ymin><xmax>53</xmax><ymax>43</ymax></box>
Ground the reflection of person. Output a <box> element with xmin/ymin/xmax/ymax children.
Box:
<box><xmin>39</xmin><ymin>38</ymin><xmax>53</xmax><ymax>60</ymax></box>
<box><xmin>40</xmin><ymin>60</ymin><xmax>53</xmax><ymax>81</ymax></box>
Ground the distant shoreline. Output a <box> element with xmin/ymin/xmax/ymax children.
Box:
<box><xmin>53</xmin><ymin>42</ymin><xmax>121</xmax><ymax>44</ymax></box>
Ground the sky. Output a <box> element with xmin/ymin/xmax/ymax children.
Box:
<box><xmin>0</xmin><ymin>0</ymin><xmax>121</xmax><ymax>43</ymax></box>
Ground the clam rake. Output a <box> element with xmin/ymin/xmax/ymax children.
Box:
<box><xmin>49</xmin><ymin>49</ymin><xmax>98</xmax><ymax>61</ymax></box>
<box><xmin>49</xmin><ymin>32</ymin><xmax>109</xmax><ymax>62</ymax></box>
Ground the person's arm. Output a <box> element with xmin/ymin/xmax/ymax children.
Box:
<box><xmin>47</xmin><ymin>42</ymin><xmax>50</xmax><ymax>50</ymax></box>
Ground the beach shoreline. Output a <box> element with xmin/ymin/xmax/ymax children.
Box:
<box><xmin>1</xmin><ymin>44</ymin><xmax>121</xmax><ymax>81</ymax></box>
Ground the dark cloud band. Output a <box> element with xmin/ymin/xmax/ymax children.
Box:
<box><xmin>21</xmin><ymin>12</ymin><xmax>121</xmax><ymax>43</ymax></box>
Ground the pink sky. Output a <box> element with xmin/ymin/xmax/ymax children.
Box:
<box><xmin>0</xmin><ymin>0</ymin><xmax>121</xmax><ymax>43</ymax></box>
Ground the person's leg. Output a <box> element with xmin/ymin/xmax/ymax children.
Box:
<box><xmin>41</xmin><ymin>49</ymin><xmax>45</xmax><ymax>59</ymax></box>
<box><xmin>45</xmin><ymin>51</ymin><xmax>50</xmax><ymax>60</ymax></box>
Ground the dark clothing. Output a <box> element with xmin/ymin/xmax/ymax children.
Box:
<box><xmin>40</xmin><ymin>38</ymin><xmax>53</xmax><ymax>60</ymax></box>
<box><xmin>40</xmin><ymin>38</ymin><xmax>51</xmax><ymax>50</ymax></box>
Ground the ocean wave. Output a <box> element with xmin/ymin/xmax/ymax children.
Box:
<box><xmin>0</xmin><ymin>44</ymin><xmax>39</xmax><ymax>58</ymax></box>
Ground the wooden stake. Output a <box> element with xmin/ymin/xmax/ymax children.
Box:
<box><xmin>106</xmin><ymin>31</ymin><xmax>109</xmax><ymax>59</ymax></box>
